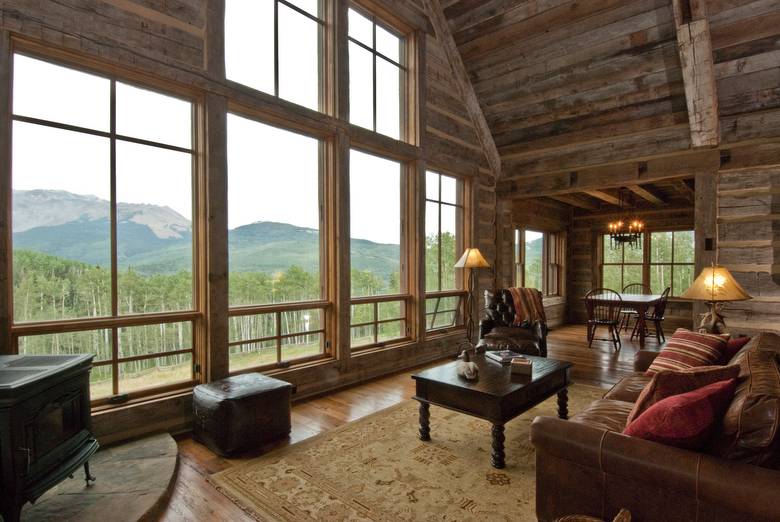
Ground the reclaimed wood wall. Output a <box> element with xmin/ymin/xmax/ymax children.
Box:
<box><xmin>0</xmin><ymin>0</ymin><xmax>496</xmax><ymax>444</ymax></box>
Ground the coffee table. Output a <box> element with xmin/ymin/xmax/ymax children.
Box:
<box><xmin>412</xmin><ymin>354</ymin><xmax>572</xmax><ymax>469</ymax></box>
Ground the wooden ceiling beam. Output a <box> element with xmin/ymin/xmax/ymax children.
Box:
<box><xmin>425</xmin><ymin>0</ymin><xmax>502</xmax><ymax>179</ymax></box>
<box><xmin>672</xmin><ymin>0</ymin><xmax>720</xmax><ymax>148</ymax></box>
<box><xmin>583</xmin><ymin>190</ymin><xmax>621</xmax><ymax>206</ymax></box>
<box><xmin>627</xmin><ymin>184</ymin><xmax>667</xmax><ymax>205</ymax></box>
<box><xmin>548</xmin><ymin>194</ymin><xmax>600</xmax><ymax>210</ymax></box>
<box><xmin>674</xmin><ymin>178</ymin><xmax>695</xmax><ymax>202</ymax></box>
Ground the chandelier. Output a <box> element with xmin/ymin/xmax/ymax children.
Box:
<box><xmin>607</xmin><ymin>190</ymin><xmax>644</xmax><ymax>249</ymax></box>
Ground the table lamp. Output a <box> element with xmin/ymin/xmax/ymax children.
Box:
<box><xmin>679</xmin><ymin>264</ymin><xmax>752</xmax><ymax>334</ymax></box>
<box><xmin>455</xmin><ymin>248</ymin><xmax>491</xmax><ymax>346</ymax></box>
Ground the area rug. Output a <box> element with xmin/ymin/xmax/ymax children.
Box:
<box><xmin>211</xmin><ymin>383</ymin><xmax>604</xmax><ymax>521</ymax></box>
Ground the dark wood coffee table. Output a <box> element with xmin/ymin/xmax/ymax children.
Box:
<box><xmin>412</xmin><ymin>354</ymin><xmax>572</xmax><ymax>469</ymax></box>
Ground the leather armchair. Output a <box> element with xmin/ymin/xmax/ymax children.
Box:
<box><xmin>477</xmin><ymin>289</ymin><xmax>548</xmax><ymax>357</ymax></box>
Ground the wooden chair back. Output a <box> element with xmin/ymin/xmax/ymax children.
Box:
<box><xmin>622</xmin><ymin>283</ymin><xmax>650</xmax><ymax>295</ymax></box>
<box><xmin>585</xmin><ymin>288</ymin><xmax>623</xmax><ymax>324</ymax></box>
<box><xmin>651</xmin><ymin>287</ymin><xmax>671</xmax><ymax>320</ymax></box>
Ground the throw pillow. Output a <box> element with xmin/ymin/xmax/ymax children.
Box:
<box><xmin>627</xmin><ymin>365</ymin><xmax>740</xmax><ymax>423</ymax></box>
<box><xmin>646</xmin><ymin>328</ymin><xmax>728</xmax><ymax>375</ymax></box>
<box><xmin>623</xmin><ymin>378</ymin><xmax>737</xmax><ymax>449</ymax></box>
<box><xmin>720</xmin><ymin>336</ymin><xmax>752</xmax><ymax>364</ymax></box>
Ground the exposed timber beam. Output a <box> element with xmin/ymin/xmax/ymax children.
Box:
<box><xmin>583</xmin><ymin>190</ymin><xmax>621</xmax><ymax>206</ymax></box>
<box><xmin>425</xmin><ymin>0</ymin><xmax>502</xmax><ymax>178</ymax></box>
<box><xmin>674</xmin><ymin>178</ymin><xmax>696</xmax><ymax>202</ymax></box>
<box><xmin>627</xmin><ymin>184</ymin><xmax>666</xmax><ymax>205</ymax></box>
<box><xmin>548</xmin><ymin>194</ymin><xmax>600</xmax><ymax>210</ymax></box>
<box><xmin>672</xmin><ymin>0</ymin><xmax>720</xmax><ymax>148</ymax></box>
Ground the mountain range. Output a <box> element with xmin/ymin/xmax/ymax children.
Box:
<box><xmin>13</xmin><ymin>190</ymin><xmax>400</xmax><ymax>279</ymax></box>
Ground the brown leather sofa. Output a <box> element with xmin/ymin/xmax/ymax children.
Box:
<box><xmin>477</xmin><ymin>289</ymin><xmax>547</xmax><ymax>357</ymax></box>
<box><xmin>530</xmin><ymin>334</ymin><xmax>780</xmax><ymax>522</ymax></box>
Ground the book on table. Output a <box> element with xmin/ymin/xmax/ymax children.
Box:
<box><xmin>485</xmin><ymin>350</ymin><xmax>518</xmax><ymax>364</ymax></box>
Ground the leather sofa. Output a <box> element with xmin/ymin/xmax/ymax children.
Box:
<box><xmin>530</xmin><ymin>334</ymin><xmax>780</xmax><ymax>522</ymax></box>
<box><xmin>477</xmin><ymin>289</ymin><xmax>548</xmax><ymax>357</ymax></box>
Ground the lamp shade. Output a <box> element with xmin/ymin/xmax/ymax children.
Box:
<box><xmin>679</xmin><ymin>265</ymin><xmax>752</xmax><ymax>302</ymax></box>
<box><xmin>454</xmin><ymin>248</ymin><xmax>490</xmax><ymax>269</ymax></box>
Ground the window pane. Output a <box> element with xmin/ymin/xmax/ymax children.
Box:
<box><xmin>351</xmin><ymin>303</ymin><xmax>374</xmax><ymax>324</ymax></box>
<box><xmin>376</xmin><ymin>59</ymin><xmax>401</xmax><ymax>139</ymax></box>
<box><xmin>674</xmin><ymin>231</ymin><xmax>695</xmax><ymax>263</ymax></box>
<box><xmin>230</xmin><ymin>340</ymin><xmax>277</xmax><ymax>372</ymax></box>
<box><xmin>673</xmin><ymin>264</ymin><xmax>694</xmax><ymax>297</ymax></box>
<box><xmin>440</xmin><ymin>204</ymin><xmax>459</xmax><ymax>290</ymax></box>
<box><xmin>348</xmin><ymin>8</ymin><xmax>373</xmax><ymax>46</ymax></box>
<box><xmin>650</xmin><ymin>264</ymin><xmax>672</xmax><ymax>294</ymax></box>
<box><xmin>281</xmin><ymin>308</ymin><xmax>324</xmax><ymax>335</ymax></box>
<box><xmin>425</xmin><ymin>201</ymin><xmax>440</xmax><ymax>292</ymax></box>
<box><xmin>116</xmin><ymin>83</ymin><xmax>192</xmax><ymax>148</ymax></box>
<box><xmin>376</xmin><ymin>25</ymin><xmax>401</xmax><ymax>62</ymax></box>
<box><xmin>90</xmin><ymin>366</ymin><xmax>113</xmax><ymax>399</ymax></box>
<box><xmin>225</xmin><ymin>0</ymin><xmax>275</xmax><ymax>95</ymax></box>
<box><xmin>12</xmin><ymin>122</ymin><xmax>111</xmax><ymax>322</ymax></box>
<box><xmin>13</xmin><ymin>54</ymin><xmax>110</xmax><ymax>131</ymax></box>
<box><xmin>351</xmin><ymin>325</ymin><xmax>374</xmax><ymax>347</ymax></box>
<box><xmin>349</xmin><ymin>42</ymin><xmax>374</xmax><ymax>131</ymax></box>
<box><xmin>286</xmin><ymin>0</ymin><xmax>319</xmax><ymax>17</ymax></box>
<box><xmin>278</xmin><ymin>5</ymin><xmax>320</xmax><ymax>111</ymax></box>
<box><xmin>115</xmin><ymin>142</ymin><xmax>193</xmax><ymax>314</ymax></box>
<box><xmin>18</xmin><ymin>330</ymin><xmax>111</xmax><ymax>362</ymax></box>
<box><xmin>378</xmin><ymin>300</ymin><xmax>403</xmax><ymax>320</ymax></box>
<box><xmin>282</xmin><ymin>333</ymin><xmax>323</xmax><ymax>361</ymax></box>
<box><xmin>426</xmin><ymin>171</ymin><xmax>439</xmax><ymax>200</ymax></box>
<box><xmin>603</xmin><ymin>265</ymin><xmax>621</xmax><ymax>291</ymax></box>
<box><xmin>118</xmin><ymin>321</ymin><xmax>192</xmax><ymax>358</ymax></box>
<box><xmin>350</xmin><ymin>150</ymin><xmax>401</xmax><ymax>297</ymax></box>
<box><xmin>651</xmin><ymin>232</ymin><xmax>673</xmax><ymax>263</ymax></box>
<box><xmin>431</xmin><ymin>311</ymin><xmax>456</xmax><ymax>330</ymax></box>
<box><xmin>441</xmin><ymin>175</ymin><xmax>458</xmax><ymax>204</ymax></box>
<box><xmin>624</xmin><ymin>243</ymin><xmax>643</xmax><ymax>263</ymax></box>
<box><xmin>229</xmin><ymin>313</ymin><xmax>276</xmax><ymax>343</ymax></box>
<box><xmin>119</xmin><ymin>353</ymin><xmax>192</xmax><ymax>393</ymax></box>
<box><xmin>378</xmin><ymin>320</ymin><xmax>404</xmax><ymax>343</ymax></box>
<box><xmin>227</xmin><ymin>114</ymin><xmax>322</xmax><ymax>306</ymax></box>
<box><xmin>524</xmin><ymin>231</ymin><xmax>543</xmax><ymax>291</ymax></box>
<box><xmin>603</xmin><ymin>236</ymin><xmax>622</xmax><ymax>263</ymax></box>
<box><xmin>623</xmin><ymin>265</ymin><xmax>643</xmax><ymax>288</ymax></box>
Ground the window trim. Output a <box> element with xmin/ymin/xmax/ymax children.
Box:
<box><xmin>8</xmin><ymin>44</ymin><xmax>205</xmax><ymax>406</ymax></box>
<box><xmin>513</xmin><ymin>228</ymin><xmax>564</xmax><ymax>297</ymax></box>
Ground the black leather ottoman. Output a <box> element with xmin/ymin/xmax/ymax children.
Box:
<box><xmin>193</xmin><ymin>373</ymin><xmax>293</xmax><ymax>456</ymax></box>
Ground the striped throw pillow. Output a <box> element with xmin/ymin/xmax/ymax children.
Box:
<box><xmin>646</xmin><ymin>329</ymin><xmax>728</xmax><ymax>375</ymax></box>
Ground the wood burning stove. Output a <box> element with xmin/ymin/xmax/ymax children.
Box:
<box><xmin>0</xmin><ymin>354</ymin><xmax>98</xmax><ymax>522</ymax></box>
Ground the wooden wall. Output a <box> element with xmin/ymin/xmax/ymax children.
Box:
<box><xmin>0</xmin><ymin>0</ymin><xmax>496</xmax><ymax>444</ymax></box>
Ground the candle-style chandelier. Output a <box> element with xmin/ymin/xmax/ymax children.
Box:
<box><xmin>607</xmin><ymin>189</ymin><xmax>644</xmax><ymax>249</ymax></box>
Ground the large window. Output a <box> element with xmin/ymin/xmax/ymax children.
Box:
<box><xmin>226</xmin><ymin>113</ymin><xmax>327</xmax><ymax>371</ymax></box>
<box><xmin>11</xmin><ymin>54</ymin><xmax>197</xmax><ymax>401</ymax></box>
<box><xmin>349</xmin><ymin>150</ymin><xmax>408</xmax><ymax>349</ymax></box>
<box><xmin>514</xmin><ymin>230</ymin><xmax>563</xmax><ymax>295</ymax></box>
<box><xmin>425</xmin><ymin>171</ymin><xmax>465</xmax><ymax>332</ymax></box>
<box><xmin>225</xmin><ymin>0</ymin><xmax>323</xmax><ymax>111</ymax></box>
<box><xmin>348</xmin><ymin>6</ymin><xmax>405</xmax><ymax>140</ymax></box>
<box><xmin>601</xmin><ymin>230</ymin><xmax>694</xmax><ymax>296</ymax></box>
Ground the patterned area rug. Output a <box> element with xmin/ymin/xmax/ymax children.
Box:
<box><xmin>211</xmin><ymin>383</ymin><xmax>604</xmax><ymax>521</ymax></box>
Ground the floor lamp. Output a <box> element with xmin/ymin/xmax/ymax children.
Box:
<box><xmin>455</xmin><ymin>248</ymin><xmax>491</xmax><ymax>346</ymax></box>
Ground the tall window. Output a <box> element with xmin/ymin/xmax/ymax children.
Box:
<box><xmin>11</xmin><ymin>54</ymin><xmax>197</xmax><ymax>401</ymax></box>
<box><xmin>226</xmin><ymin>113</ymin><xmax>327</xmax><ymax>372</ymax></box>
<box><xmin>348</xmin><ymin>6</ymin><xmax>405</xmax><ymax>140</ymax></box>
<box><xmin>650</xmin><ymin>231</ymin><xmax>694</xmax><ymax>296</ymax></box>
<box><xmin>601</xmin><ymin>230</ymin><xmax>694</xmax><ymax>295</ymax></box>
<box><xmin>225</xmin><ymin>0</ymin><xmax>323</xmax><ymax>111</ymax></box>
<box><xmin>514</xmin><ymin>229</ymin><xmax>563</xmax><ymax>296</ymax></box>
<box><xmin>349</xmin><ymin>150</ymin><xmax>407</xmax><ymax>349</ymax></box>
<box><xmin>425</xmin><ymin>171</ymin><xmax>465</xmax><ymax>331</ymax></box>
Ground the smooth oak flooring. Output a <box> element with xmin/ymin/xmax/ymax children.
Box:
<box><xmin>157</xmin><ymin>324</ymin><xmax>661</xmax><ymax>521</ymax></box>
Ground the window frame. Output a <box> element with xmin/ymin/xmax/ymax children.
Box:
<box><xmin>424</xmin><ymin>170</ymin><xmax>467</xmax><ymax>334</ymax></box>
<box><xmin>225</xmin><ymin>106</ymin><xmax>333</xmax><ymax>374</ymax></box>
<box><xmin>8</xmin><ymin>48</ymin><xmax>204</xmax><ymax>406</ymax></box>
<box><xmin>513</xmin><ymin>229</ymin><xmax>563</xmax><ymax>297</ymax></box>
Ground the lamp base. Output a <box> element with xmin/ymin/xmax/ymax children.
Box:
<box><xmin>697</xmin><ymin>302</ymin><xmax>728</xmax><ymax>335</ymax></box>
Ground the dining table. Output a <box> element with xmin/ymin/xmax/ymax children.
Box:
<box><xmin>583</xmin><ymin>292</ymin><xmax>664</xmax><ymax>349</ymax></box>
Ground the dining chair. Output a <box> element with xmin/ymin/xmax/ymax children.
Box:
<box><xmin>584</xmin><ymin>288</ymin><xmax>623</xmax><ymax>352</ymax></box>
<box><xmin>631</xmin><ymin>287</ymin><xmax>671</xmax><ymax>344</ymax></box>
<box><xmin>618</xmin><ymin>283</ymin><xmax>651</xmax><ymax>332</ymax></box>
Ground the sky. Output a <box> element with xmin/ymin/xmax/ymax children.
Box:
<box><xmin>11</xmin><ymin>4</ymin><xmax>421</xmax><ymax>246</ymax></box>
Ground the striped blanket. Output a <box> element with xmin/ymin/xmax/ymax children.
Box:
<box><xmin>508</xmin><ymin>287</ymin><xmax>547</xmax><ymax>326</ymax></box>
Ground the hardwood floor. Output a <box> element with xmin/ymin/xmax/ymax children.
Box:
<box><xmin>156</xmin><ymin>323</ymin><xmax>659</xmax><ymax>521</ymax></box>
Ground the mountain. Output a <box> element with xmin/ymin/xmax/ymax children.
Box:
<box><xmin>12</xmin><ymin>190</ymin><xmax>400</xmax><ymax>279</ymax></box>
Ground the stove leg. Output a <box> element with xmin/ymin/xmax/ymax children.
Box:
<box><xmin>84</xmin><ymin>461</ymin><xmax>96</xmax><ymax>486</ymax></box>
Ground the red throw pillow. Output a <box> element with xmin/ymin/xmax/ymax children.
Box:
<box><xmin>627</xmin><ymin>365</ymin><xmax>740</xmax><ymax>423</ymax></box>
<box><xmin>623</xmin><ymin>379</ymin><xmax>737</xmax><ymax>449</ymax></box>
<box><xmin>720</xmin><ymin>336</ymin><xmax>752</xmax><ymax>364</ymax></box>
<box><xmin>646</xmin><ymin>328</ymin><xmax>728</xmax><ymax>375</ymax></box>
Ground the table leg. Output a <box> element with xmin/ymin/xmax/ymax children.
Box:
<box><xmin>418</xmin><ymin>402</ymin><xmax>430</xmax><ymax>441</ymax></box>
<box><xmin>557</xmin><ymin>389</ymin><xmax>569</xmax><ymax>420</ymax></box>
<box><xmin>491</xmin><ymin>424</ymin><xmax>505</xmax><ymax>469</ymax></box>
<box><xmin>636</xmin><ymin>304</ymin><xmax>648</xmax><ymax>349</ymax></box>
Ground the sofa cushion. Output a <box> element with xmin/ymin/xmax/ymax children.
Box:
<box><xmin>624</xmin><ymin>378</ymin><xmax>737</xmax><ymax>450</ymax></box>
<box><xmin>627</xmin><ymin>365</ymin><xmax>740</xmax><ymax>423</ymax></box>
<box><xmin>646</xmin><ymin>328</ymin><xmax>728</xmax><ymax>375</ymax></box>
<box><xmin>709</xmin><ymin>333</ymin><xmax>780</xmax><ymax>468</ymax></box>
<box><xmin>721</xmin><ymin>335</ymin><xmax>752</xmax><ymax>364</ymax></box>
<box><xmin>570</xmin><ymin>399</ymin><xmax>634</xmax><ymax>433</ymax></box>
<box><xmin>603</xmin><ymin>375</ymin><xmax>652</xmax><ymax>403</ymax></box>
